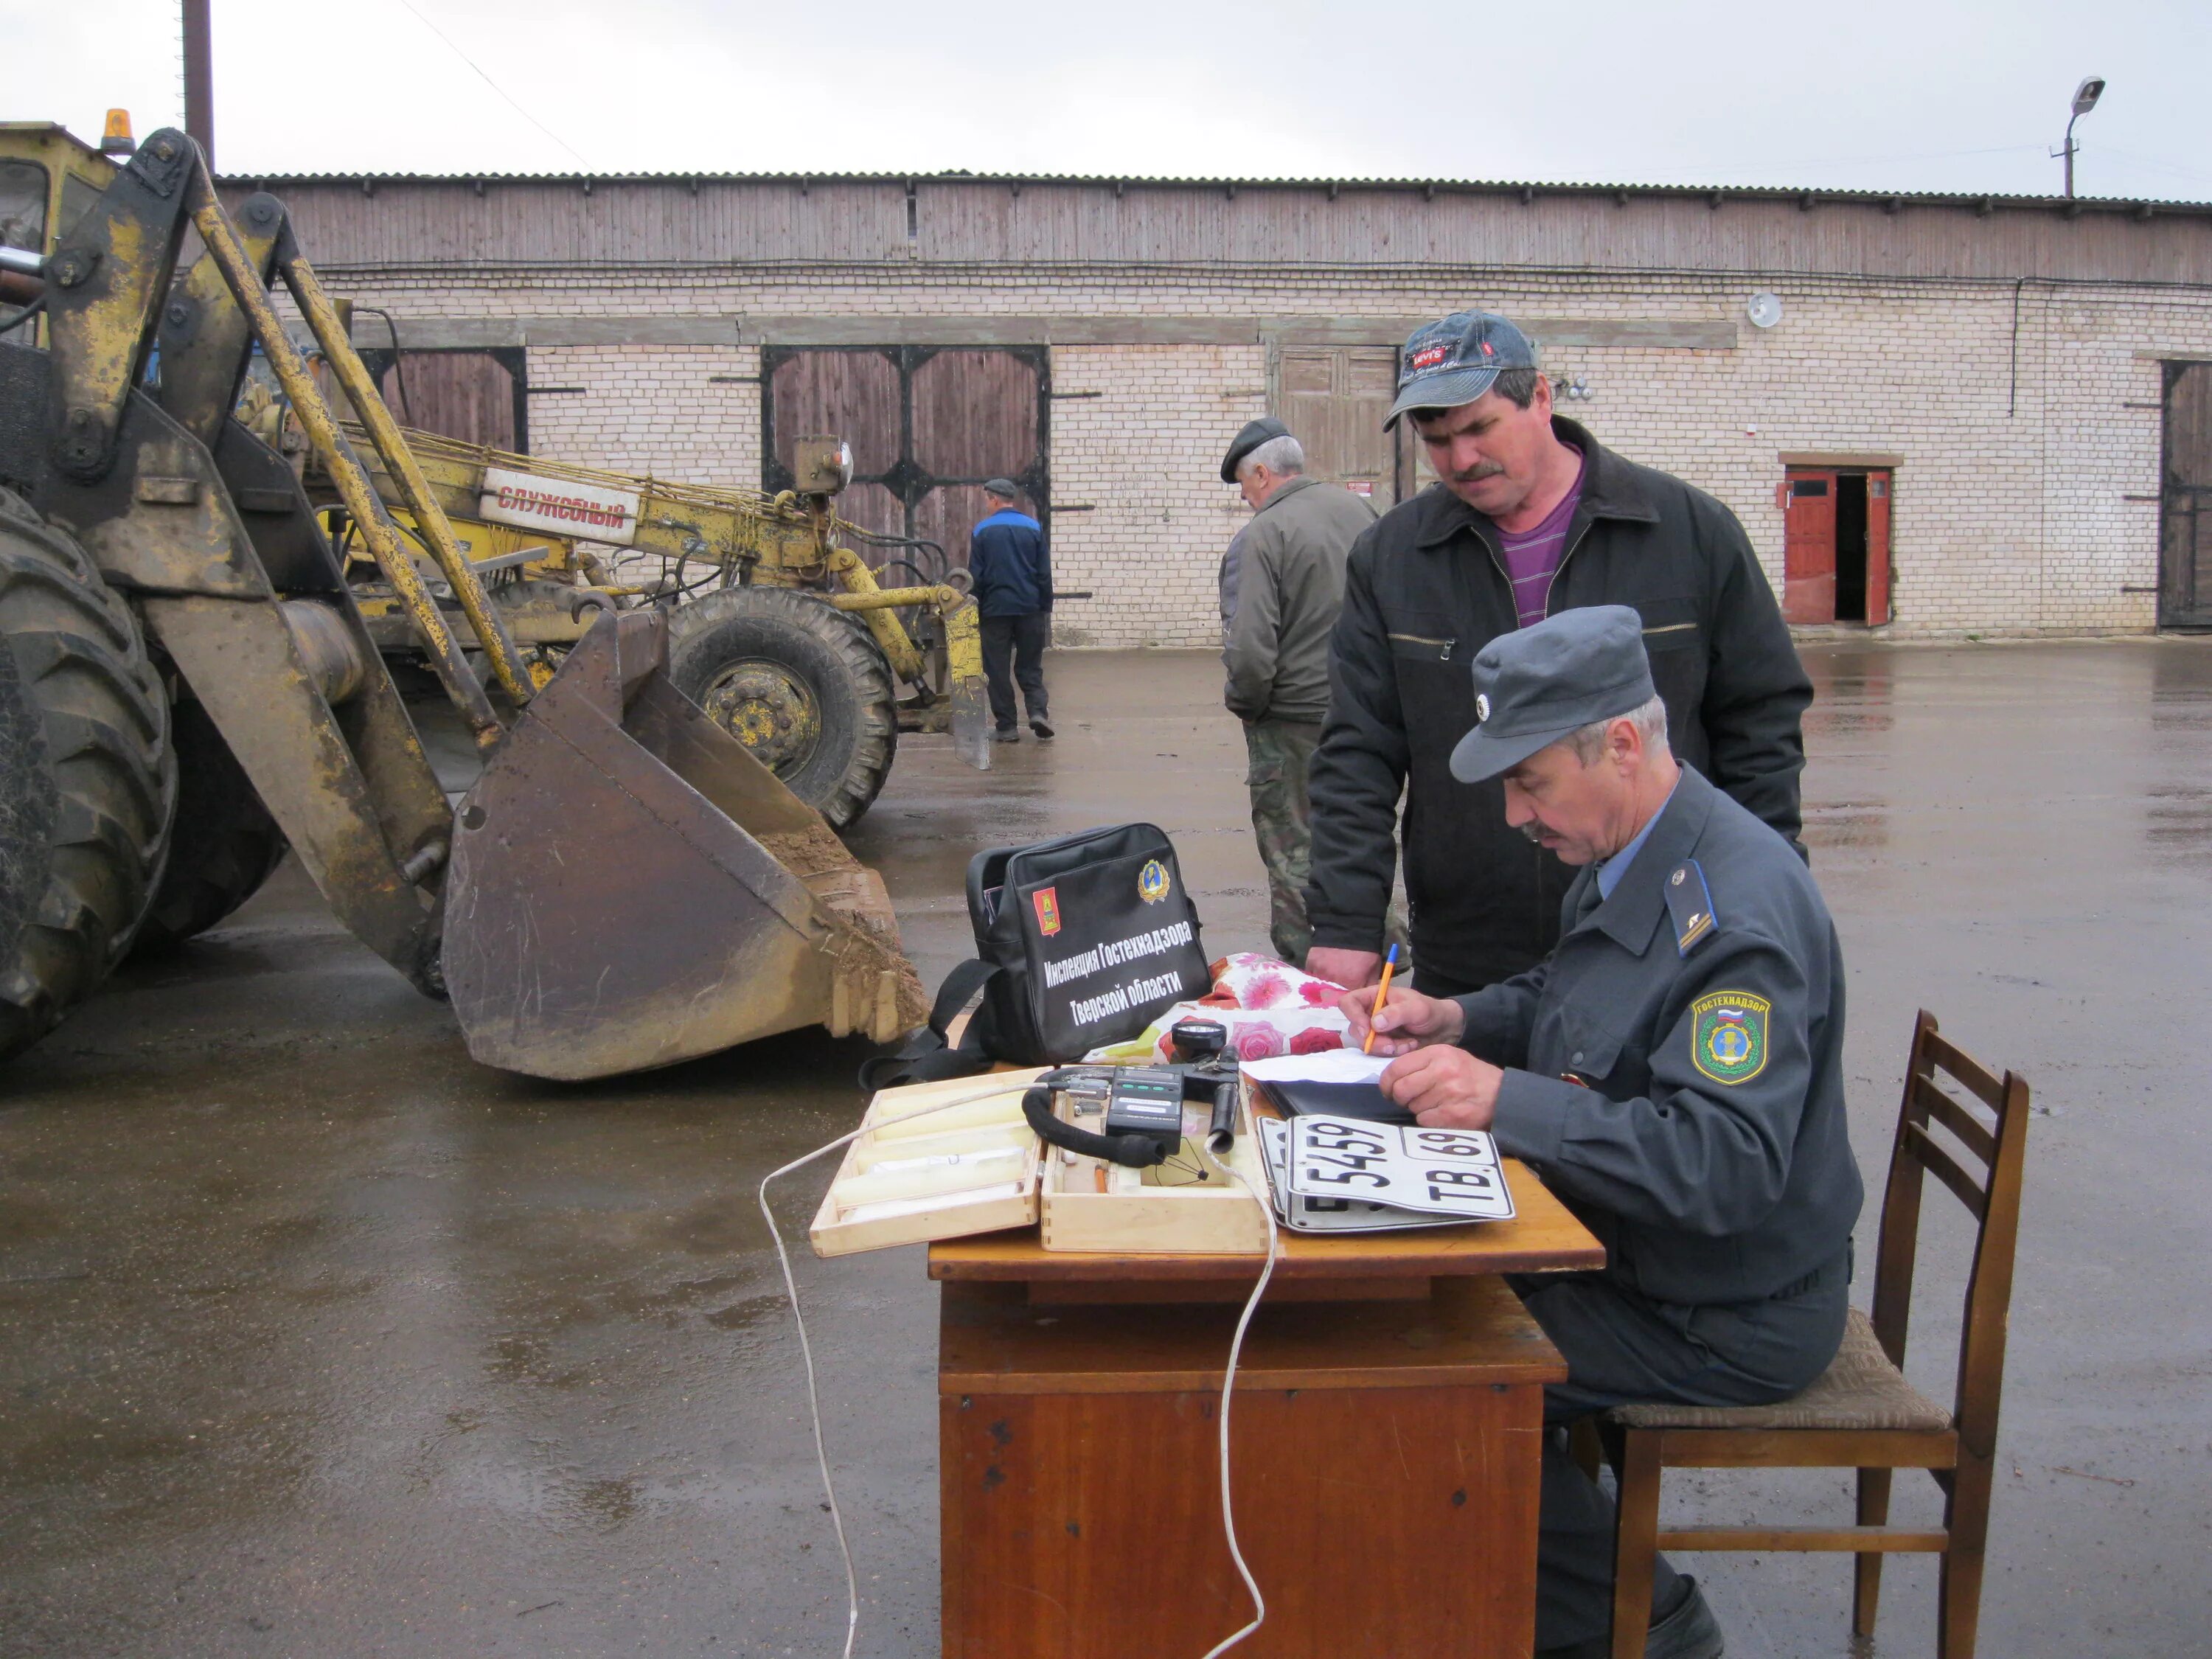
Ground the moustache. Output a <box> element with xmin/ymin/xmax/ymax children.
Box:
<box><xmin>1451</xmin><ymin>462</ymin><xmax>1506</xmax><ymax>485</ymax></box>
<box><xmin>1517</xmin><ymin>821</ymin><xmax>1546</xmax><ymax>845</ymax></box>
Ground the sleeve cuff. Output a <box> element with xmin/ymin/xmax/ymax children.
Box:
<box><xmin>1489</xmin><ymin>1069</ymin><xmax>1585</xmax><ymax>1165</ymax></box>
<box><xmin>1453</xmin><ymin>992</ymin><xmax>1523</xmax><ymax>1062</ymax></box>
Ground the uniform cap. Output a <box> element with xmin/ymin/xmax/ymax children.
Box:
<box><xmin>1220</xmin><ymin>417</ymin><xmax>1293</xmax><ymax>484</ymax></box>
<box><xmin>1448</xmin><ymin>606</ymin><xmax>1658</xmax><ymax>782</ymax></box>
<box><xmin>1385</xmin><ymin>310</ymin><xmax>1539</xmax><ymax>430</ymax></box>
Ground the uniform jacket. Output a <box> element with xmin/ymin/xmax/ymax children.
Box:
<box><xmin>969</xmin><ymin>508</ymin><xmax>1052</xmax><ymax>617</ymax></box>
<box><xmin>1217</xmin><ymin>476</ymin><xmax>1377</xmax><ymax>723</ymax></box>
<box><xmin>1458</xmin><ymin>765</ymin><xmax>1862</xmax><ymax>1307</ymax></box>
<box><xmin>1305</xmin><ymin>417</ymin><xmax>1812</xmax><ymax>990</ymax></box>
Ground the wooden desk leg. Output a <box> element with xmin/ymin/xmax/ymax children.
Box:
<box><xmin>941</xmin><ymin>1328</ymin><xmax>1547</xmax><ymax>1656</ymax></box>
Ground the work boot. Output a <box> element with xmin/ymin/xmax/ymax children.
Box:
<box><xmin>992</xmin><ymin>726</ymin><xmax>1020</xmax><ymax>744</ymax></box>
<box><xmin>1031</xmin><ymin>717</ymin><xmax>1055</xmax><ymax>740</ymax></box>
<box><xmin>1536</xmin><ymin>1577</ymin><xmax>1723</xmax><ymax>1659</ymax></box>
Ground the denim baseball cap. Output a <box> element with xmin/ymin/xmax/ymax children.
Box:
<box><xmin>1448</xmin><ymin>606</ymin><xmax>1657</xmax><ymax>782</ymax></box>
<box><xmin>1385</xmin><ymin>310</ymin><xmax>1539</xmax><ymax>431</ymax></box>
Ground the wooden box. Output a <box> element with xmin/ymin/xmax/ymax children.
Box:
<box><xmin>1037</xmin><ymin>1095</ymin><xmax>1271</xmax><ymax>1256</ymax></box>
<box><xmin>808</xmin><ymin>1068</ymin><xmax>1048</xmax><ymax>1258</ymax></box>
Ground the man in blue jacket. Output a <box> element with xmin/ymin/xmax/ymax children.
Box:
<box><xmin>969</xmin><ymin>479</ymin><xmax>1054</xmax><ymax>742</ymax></box>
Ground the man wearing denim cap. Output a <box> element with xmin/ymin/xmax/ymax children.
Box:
<box><xmin>1302</xmin><ymin>309</ymin><xmax>1812</xmax><ymax>1005</ymax></box>
<box><xmin>1343</xmin><ymin>606</ymin><xmax>1860</xmax><ymax>1659</ymax></box>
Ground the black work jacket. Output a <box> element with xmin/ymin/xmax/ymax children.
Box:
<box><xmin>1461</xmin><ymin>766</ymin><xmax>1861</xmax><ymax>1306</ymax></box>
<box><xmin>1304</xmin><ymin>418</ymin><xmax>1812</xmax><ymax>990</ymax></box>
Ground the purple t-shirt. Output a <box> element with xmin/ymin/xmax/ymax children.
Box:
<box><xmin>1497</xmin><ymin>448</ymin><xmax>1585</xmax><ymax>627</ymax></box>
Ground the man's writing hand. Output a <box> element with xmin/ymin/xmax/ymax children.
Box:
<box><xmin>1338</xmin><ymin>984</ymin><xmax>1466</xmax><ymax>1056</ymax></box>
<box><xmin>1380</xmin><ymin>1046</ymin><xmax>1503</xmax><ymax>1130</ymax></box>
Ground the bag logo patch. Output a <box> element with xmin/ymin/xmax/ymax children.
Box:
<box><xmin>1032</xmin><ymin>886</ymin><xmax>1062</xmax><ymax>936</ymax></box>
<box><xmin>1137</xmin><ymin>858</ymin><xmax>1172</xmax><ymax>905</ymax></box>
<box><xmin>1691</xmin><ymin>991</ymin><xmax>1770</xmax><ymax>1085</ymax></box>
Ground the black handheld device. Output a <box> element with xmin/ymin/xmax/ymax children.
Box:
<box><xmin>1021</xmin><ymin>1068</ymin><xmax>1175</xmax><ymax>1168</ymax></box>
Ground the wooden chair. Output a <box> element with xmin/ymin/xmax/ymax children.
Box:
<box><xmin>1601</xmin><ymin>1010</ymin><xmax>2031</xmax><ymax>1659</ymax></box>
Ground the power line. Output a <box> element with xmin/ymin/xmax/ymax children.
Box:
<box><xmin>387</xmin><ymin>0</ymin><xmax>594</xmax><ymax>169</ymax></box>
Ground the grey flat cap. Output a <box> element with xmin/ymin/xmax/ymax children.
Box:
<box><xmin>1385</xmin><ymin>310</ymin><xmax>1539</xmax><ymax>430</ymax></box>
<box><xmin>982</xmin><ymin>478</ymin><xmax>1020</xmax><ymax>498</ymax></box>
<box><xmin>1448</xmin><ymin>606</ymin><xmax>1657</xmax><ymax>782</ymax></box>
<box><xmin>1220</xmin><ymin>417</ymin><xmax>1292</xmax><ymax>484</ymax></box>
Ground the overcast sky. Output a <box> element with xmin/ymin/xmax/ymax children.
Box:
<box><xmin>6</xmin><ymin>0</ymin><xmax>2211</xmax><ymax>201</ymax></box>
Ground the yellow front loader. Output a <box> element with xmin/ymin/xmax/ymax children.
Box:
<box><xmin>0</xmin><ymin>122</ymin><xmax>925</xmax><ymax>1078</ymax></box>
<box><xmin>321</xmin><ymin>424</ymin><xmax>992</xmax><ymax>830</ymax></box>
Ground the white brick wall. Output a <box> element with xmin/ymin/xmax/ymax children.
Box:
<box><xmin>317</xmin><ymin>261</ymin><xmax>2212</xmax><ymax>642</ymax></box>
<box><xmin>1048</xmin><ymin>345</ymin><xmax>1264</xmax><ymax>647</ymax></box>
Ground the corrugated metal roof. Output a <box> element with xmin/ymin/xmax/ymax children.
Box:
<box><xmin>212</xmin><ymin>167</ymin><xmax>2212</xmax><ymax>215</ymax></box>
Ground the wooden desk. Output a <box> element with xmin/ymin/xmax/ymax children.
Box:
<box><xmin>929</xmin><ymin>1164</ymin><xmax>1604</xmax><ymax>1658</ymax></box>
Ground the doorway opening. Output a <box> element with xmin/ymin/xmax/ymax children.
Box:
<box><xmin>1834</xmin><ymin>473</ymin><xmax>1868</xmax><ymax>622</ymax></box>
<box><xmin>1782</xmin><ymin>465</ymin><xmax>1892</xmax><ymax>625</ymax></box>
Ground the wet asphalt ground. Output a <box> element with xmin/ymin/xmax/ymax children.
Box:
<box><xmin>3</xmin><ymin>640</ymin><xmax>2211</xmax><ymax>1658</ymax></box>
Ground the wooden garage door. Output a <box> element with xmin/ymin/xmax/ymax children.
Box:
<box><xmin>2162</xmin><ymin>361</ymin><xmax>2212</xmax><ymax>629</ymax></box>
<box><xmin>365</xmin><ymin>347</ymin><xmax>527</xmax><ymax>452</ymax></box>
<box><xmin>1274</xmin><ymin>345</ymin><xmax>1413</xmax><ymax>508</ymax></box>
<box><xmin>763</xmin><ymin>345</ymin><xmax>1048</xmax><ymax>574</ymax></box>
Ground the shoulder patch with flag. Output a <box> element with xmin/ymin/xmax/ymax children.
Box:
<box><xmin>1690</xmin><ymin>991</ymin><xmax>1770</xmax><ymax>1085</ymax></box>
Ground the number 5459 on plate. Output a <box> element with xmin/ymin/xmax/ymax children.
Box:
<box><xmin>1285</xmin><ymin>1116</ymin><xmax>1517</xmax><ymax>1221</ymax></box>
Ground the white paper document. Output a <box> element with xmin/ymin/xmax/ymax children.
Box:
<box><xmin>1239</xmin><ymin>1049</ymin><xmax>1395</xmax><ymax>1085</ymax></box>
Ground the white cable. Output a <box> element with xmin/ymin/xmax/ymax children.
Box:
<box><xmin>760</xmin><ymin>1081</ymin><xmax>1281</xmax><ymax>1659</ymax></box>
<box><xmin>1195</xmin><ymin>1142</ymin><xmax>1281</xmax><ymax>1659</ymax></box>
<box><xmin>757</xmin><ymin>1081</ymin><xmax>1034</xmax><ymax>1659</ymax></box>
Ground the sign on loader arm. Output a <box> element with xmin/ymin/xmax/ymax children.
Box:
<box><xmin>0</xmin><ymin>124</ymin><xmax>925</xmax><ymax>1077</ymax></box>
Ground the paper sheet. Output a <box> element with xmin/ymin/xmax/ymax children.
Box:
<box><xmin>1239</xmin><ymin>1049</ymin><xmax>1394</xmax><ymax>1085</ymax></box>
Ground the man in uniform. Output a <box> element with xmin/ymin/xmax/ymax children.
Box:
<box><xmin>1216</xmin><ymin>417</ymin><xmax>1377</xmax><ymax>963</ymax></box>
<box><xmin>1346</xmin><ymin>607</ymin><xmax>1862</xmax><ymax>1659</ymax></box>
<box><xmin>969</xmin><ymin>478</ymin><xmax>1054</xmax><ymax>742</ymax></box>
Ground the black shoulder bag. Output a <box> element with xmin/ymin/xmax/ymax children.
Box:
<box><xmin>858</xmin><ymin>823</ymin><xmax>1211</xmax><ymax>1089</ymax></box>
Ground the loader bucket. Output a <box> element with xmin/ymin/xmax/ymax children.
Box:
<box><xmin>442</xmin><ymin>610</ymin><xmax>929</xmax><ymax>1080</ymax></box>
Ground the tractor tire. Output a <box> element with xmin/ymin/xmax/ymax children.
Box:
<box><xmin>0</xmin><ymin>489</ymin><xmax>175</xmax><ymax>1060</ymax></box>
<box><xmin>130</xmin><ymin>697</ymin><xmax>287</xmax><ymax>954</ymax></box>
<box><xmin>666</xmin><ymin>586</ymin><xmax>897</xmax><ymax>831</ymax></box>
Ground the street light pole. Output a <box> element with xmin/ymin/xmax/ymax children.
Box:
<box><xmin>2062</xmin><ymin>76</ymin><xmax>2105</xmax><ymax>199</ymax></box>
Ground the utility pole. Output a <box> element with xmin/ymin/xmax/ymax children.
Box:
<box><xmin>2061</xmin><ymin>76</ymin><xmax>2104</xmax><ymax>199</ymax></box>
<box><xmin>182</xmin><ymin>0</ymin><xmax>214</xmax><ymax>167</ymax></box>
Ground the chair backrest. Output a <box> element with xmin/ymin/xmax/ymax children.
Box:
<box><xmin>1865</xmin><ymin>1010</ymin><xmax>2032</xmax><ymax>1458</ymax></box>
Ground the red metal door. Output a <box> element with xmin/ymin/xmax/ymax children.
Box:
<box><xmin>1782</xmin><ymin>468</ymin><xmax>1838</xmax><ymax>624</ymax></box>
<box><xmin>1865</xmin><ymin>470</ymin><xmax>1893</xmax><ymax>625</ymax></box>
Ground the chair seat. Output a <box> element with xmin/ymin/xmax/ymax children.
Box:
<box><xmin>1607</xmin><ymin>1308</ymin><xmax>1953</xmax><ymax>1433</ymax></box>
